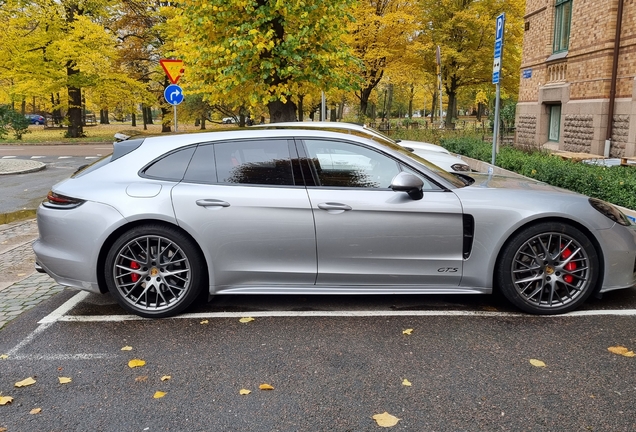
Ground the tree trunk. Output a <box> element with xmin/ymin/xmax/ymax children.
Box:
<box><xmin>161</xmin><ymin>105</ymin><xmax>171</xmax><ymax>132</ymax></box>
<box><xmin>66</xmin><ymin>64</ymin><xmax>84</xmax><ymax>138</ymax></box>
<box><xmin>131</xmin><ymin>113</ymin><xmax>136</xmax><ymax>127</ymax></box>
<box><xmin>21</xmin><ymin>100</ymin><xmax>26</xmax><ymax>115</ymax></box>
<box><xmin>445</xmin><ymin>90</ymin><xmax>456</xmax><ymax>128</ymax></box>
<box><xmin>297</xmin><ymin>95</ymin><xmax>304</xmax><ymax>121</ymax></box>
<box><xmin>145</xmin><ymin>106</ymin><xmax>153</xmax><ymax>124</ymax></box>
<box><xmin>268</xmin><ymin>100</ymin><xmax>297</xmax><ymax>123</ymax></box>
<box><xmin>200</xmin><ymin>118</ymin><xmax>206</xmax><ymax>130</ymax></box>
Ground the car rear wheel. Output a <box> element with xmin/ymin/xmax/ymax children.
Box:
<box><xmin>105</xmin><ymin>225</ymin><xmax>205</xmax><ymax>318</ymax></box>
<box><xmin>496</xmin><ymin>222</ymin><xmax>599</xmax><ymax>314</ymax></box>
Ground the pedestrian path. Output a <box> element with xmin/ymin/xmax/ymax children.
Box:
<box><xmin>0</xmin><ymin>219</ymin><xmax>64</xmax><ymax>329</ymax></box>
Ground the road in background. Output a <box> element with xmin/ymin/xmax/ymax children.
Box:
<box><xmin>0</xmin><ymin>145</ymin><xmax>112</xmax><ymax>214</ymax></box>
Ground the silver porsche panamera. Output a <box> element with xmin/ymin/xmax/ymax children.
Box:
<box><xmin>33</xmin><ymin>129</ymin><xmax>636</xmax><ymax>318</ymax></box>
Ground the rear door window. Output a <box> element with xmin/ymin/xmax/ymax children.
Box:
<box><xmin>214</xmin><ymin>139</ymin><xmax>295</xmax><ymax>186</ymax></box>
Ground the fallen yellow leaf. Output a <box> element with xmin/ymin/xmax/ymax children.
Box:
<box><xmin>0</xmin><ymin>396</ymin><xmax>13</xmax><ymax>406</ymax></box>
<box><xmin>128</xmin><ymin>359</ymin><xmax>146</xmax><ymax>368</ymax></box>
<box><xmin>161</xmin><ymin>376</ymin><xmax>171</xmax><ymax>381</ymax></box>
<box><xmin>121</xmin><ymin>346</ymin><xmax>133</xmax><ymax>351</ymax></box>
<box><xmin>529</xmin><ymin>359</ymin><xmax>546</xmax><ymax>367</ymax></box>
<box><xmin>153</xmin><ymin>391</ymin><xmax>166</xmax><ymax>399</ymax></box>
<box><xmin>0</xmin><ymin>354</ymin><xmax>8</xmax><ymax>360</ymax></box>
<box><xmin>259</xmin><ymin>383</ymin><xmax>274</xmax><ymax>390</ymax></box>
<box><xmin>373</xmin><ymin>412</ymin><xmax>400</xmax><ymax>427</ymax></box>
<box><xmin>240</xmin><ymin>389</ymin><xmax>252</xmax><ymax>395</ymax></box>
<box><xmin>239</xmin><ymin>317</ymin><xmax>255</xmax><ymax>323</ymax></box>
<box><xmin>30</xmin><ymin>408</ymin><xmax>42</xmax><ymax>415</ymax></box>
<box><xmin>200</xmin><ymin>320</ymin><xmax>209</xmax><ymax>324</ymax></box>
<box><xmin>608</xmin><ymin>346</ymin><xmax>635</xmax><ymax>357</ymax></box>
<box><xmin>402</xmin><ymin>328</ymin><xmax>413</xmax><ymax>335</ymax></box>
<box><xmin>402</xmin><ymin>379</ymin><xmax>412</xmax><ymax>387</ymax></box>
<box><xmin>58</xmin><ymin>377</ymin><xmax>72</xmax><ymax>384</ymax></box>
<box><xmin>15</xmin><ymin>377</ymin><xmax>36</xmax><ymax>387</ymax></box>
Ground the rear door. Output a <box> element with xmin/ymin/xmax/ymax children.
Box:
<box><xmin>171</xmin><ymin>139</ymin><xmax>317</xmax><ymax>291</ymax></box>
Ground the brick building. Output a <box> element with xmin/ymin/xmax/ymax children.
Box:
<box><xmin>516</xmin><ymin>0</ymin><xmax>636</xmax><ymax>157</ymax></box>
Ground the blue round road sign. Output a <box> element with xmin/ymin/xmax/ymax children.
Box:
<box><xmin>164</xmin><ymin>84</ymin><xmax>184</xmax><ymax>105</ymax></box>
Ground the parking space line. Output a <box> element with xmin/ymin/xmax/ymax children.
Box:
<box><xmin>52</xmin><ymin>308</ymin><xmax>636</xmax><ymax>322</ymax></box>
<box><xmin>38</xmin><ymin>291</ymin><xmax>90</xmax><ymax>324</ymax></box>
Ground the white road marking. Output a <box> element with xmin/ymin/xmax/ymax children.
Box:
<box><xmin>2</xmin><ymin>156</ymin><xmax>17</xmax><ymax>159</ymax></box>
<box><xmin>53</xmin><ymin>308</ymin><xmax>636</xmax><ymax>322</ymax></box>
<box><xmin>58</xmin><ymin>156</ymin><xmax>72</xmax><ymax>159</ymax></box>
<box><xmin>38</xmin><ymin>291</ymin><xmax>90</xmax><ymax>324</ymax></box>
<box><xmin>31</xmin><ymin>156</ymin><xmax>45</xmax><ymax>159</ymax></box>
<box><xmin>9</xmin><ymin>353</ymin><xmax>116</xmax><ymax>361</ymax></box>
<box><xmin>85</xmin><ymin>156</ymin><xmax>99</xmax><ymax>159</ymax></box>
<box><xmin>6</xmin><ymin>322</ymin><xmax>53</xmax><ymax>356</ymax></box>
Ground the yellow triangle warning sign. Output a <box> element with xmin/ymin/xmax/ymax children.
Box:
<box><xmin>160</xmin><ymin>59</ymin><xmax>184</xmax><ymax>84</ymax></box>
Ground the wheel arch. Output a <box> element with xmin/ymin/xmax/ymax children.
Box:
<box><xmin>96</xmin><ymin>219</ymin><xmax>209</xmax><ymax>294</ymax></box>
<box><xmin>492</xmin><ymin>216</ymin><xmax>605</xmax><ymax>295</ymax></box>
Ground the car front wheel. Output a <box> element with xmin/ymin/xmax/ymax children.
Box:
<box><xmin>496</xmin><ymin>222</ymin><xmax>599</xmax><ymax>314</ymax></box>
<box><xmin>104</xmin><ymin>225</ymin><xmax>205</xmax><ymax>318</ymax></box>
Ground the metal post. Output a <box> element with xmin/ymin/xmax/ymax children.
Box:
<box><xmin>173</xmin><ymin>105</ymin><xmax>177</xmax><ymax>132</ymax></box>
<box><xmin>491</xmin><ymin>83</ymin><xmax>501</xmax><ymax>165</ymax></box>
<box><xmin>321</xmin><ymin>91</ymin><xmax>326</xmax><ymax>122</ymax></box>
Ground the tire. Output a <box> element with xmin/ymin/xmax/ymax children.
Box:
<box><xmin>104</xmin><ymin>224</ymin><xmax>205</xmax><ymax>318</ymax></box>
<box><xmin>496</xmin><ymin>222</ymin><xmax>599</xmax><ymax>315</ymax></box>
<box><xmin>34</xmin><ymin>121</ymin><xmax>40</xmax><ymax>125</ymax></box>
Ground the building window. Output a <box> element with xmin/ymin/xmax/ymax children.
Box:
<box><xmin>553</xmin><ymin>0</ymin><xmax>572</xmax><ymax>53</ymax></box>
<box><xmin>549</xmin><ymin>105</ymin><xmax>561</xmax><ymax>141</ymax></box>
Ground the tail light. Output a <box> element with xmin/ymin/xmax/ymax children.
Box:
<box><xmin>43</xmin><ymin>191</ymin><xmax>85</xmax><ymax>209</ymax></box>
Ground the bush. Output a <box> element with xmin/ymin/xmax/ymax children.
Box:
<box><xmin>404</xmin><ymin>132</ymin><xmax>636</xmax><ymax>210</ymax></box>
<box><xmin>0</xmin><ymin>105</ymin><xmax>30</xmax><ymax>140</ymax></box>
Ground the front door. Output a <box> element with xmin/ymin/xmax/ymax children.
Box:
<box><xmin>301</xmin><ymin>138</ymin><xmax>464</xmax><ymax>286</ymax></box>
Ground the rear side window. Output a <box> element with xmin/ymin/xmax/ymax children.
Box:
<box><xmin>183</xmin><ymin>144</ymin><xmax>217</xmax><ymax>183</ymax></box>
<box><xmin>143</xmin><ymin>147</ymin><xmax>196</xmax><ymax>181</ymax></box>
<box><xmin>214</xmin><ymin>139</ymin><xmax>294</xmax><ymax>186</ymax></box>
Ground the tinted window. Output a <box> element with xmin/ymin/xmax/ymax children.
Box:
<box><xmin>214</xmin><ymin>140</ymin><xmax>293</xmax><ymax>185</ymax></box>
<box><xmin>304</xmin><ymin>139</ymin><xmax>400</xmax><ymax>188</ymax></box>
<box><xmin>183</xmin><ymin>144</ymin><xmax>217</xmax><ymax>184</ymax></box>
<box><xmin>144</xmin><ymin>147</ymin><xmax>196</xmax><ymax>181</ymax></box>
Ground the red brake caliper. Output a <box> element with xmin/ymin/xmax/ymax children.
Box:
<box><xmin>130</xmin><ymin>261</ymin><xmax>140</xmax><ymax>282</ymax></box>
<box><xmin>561</xmin><ymin>246</ymin><xmax>576</xmax><ymax>284</ymax></box>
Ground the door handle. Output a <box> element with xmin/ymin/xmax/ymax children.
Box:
<box><xmin>317</xmin><ymin>202</ymin><xmax>352</xmax><ymax>211</ymax></box>
<box><xmin>196</xmin><ymin>199</ymin><xmax>230</xmax><ymax>208</ymax></box>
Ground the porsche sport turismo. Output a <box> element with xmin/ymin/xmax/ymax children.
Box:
<box><xmin>33</xmin><ymin>129</ymin><xmax>636</xmax><ymax>318</ymax></box>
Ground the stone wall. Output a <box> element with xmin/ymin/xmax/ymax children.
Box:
<box><xmin>516</xmin><ymin>115</ymin><xmax>537</xmax><ymax>148</ymax></box>
<box><xmin>563</xmin><ymin>115</ymin><xmax>594</xmax><ymax>152</ymax></box>
<box><xmin>610</xmin><ymin>115</ymin><xmax>630</xmax><ymax>157</ymax></box>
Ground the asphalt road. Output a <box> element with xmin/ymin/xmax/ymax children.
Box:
<box><xmin>2</xmin><ymin>289</ymin><xmax>636</xmax><ymax>431</ymax></box>
<box><xmin>0</xmin><ymin>145</ymin><xmax>112</xmax><ymax>214</ymax></box>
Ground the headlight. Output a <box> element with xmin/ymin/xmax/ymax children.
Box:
<box><xmin>451</xmin><ymin>163</ymin><xmax>471</xmax><ymax>172</ymax></box>
<box><xmin>589</xmin><ymin>198</ymin><xmax>631</xmax><ymax>226</ymax></box>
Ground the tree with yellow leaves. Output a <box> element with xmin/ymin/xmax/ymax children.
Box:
<box><xmin>418</xmin><ymin>0</ymin><xmax>524</xmax><ymax>127</ymax></box>
<box><xmin>170</xmin><ymin>0</ymin><xmax>361</xmax><ymax>122</ymax></box>
<box><xmin>345</xmin><ymin>0</ymin><xmax>428</xmax><ymax>119</ymax></box>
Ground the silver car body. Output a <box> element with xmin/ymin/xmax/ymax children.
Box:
<box><xmin>33</xmin><ymin>129</ymin><xmax>636</xmax><ymax>307</ymax></box>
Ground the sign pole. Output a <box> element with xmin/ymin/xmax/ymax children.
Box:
<box><xmin>491</xmin><ymin>13</ymin><xmax>505</xmax><ymax>165</ymax></box>
<box><xmin>436</xmin><ymin>46</ymin><xmax>443</xmax><ymax>128</ymax></box>
<box><xmin>173</xmin><ymin>105</ymin><xmax>178</xmax><ymax>133</ymax></box>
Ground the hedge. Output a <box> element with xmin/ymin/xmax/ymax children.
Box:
<box><xmin>439</xmin><ymin>136</ymin><xmax>636</xmax><ymax>210</ymax></box>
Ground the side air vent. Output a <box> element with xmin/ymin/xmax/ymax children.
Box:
<box><xmin>463</xmin><ymin>214</ymin><xmax>475</xmax><ymax>259</ymax></box>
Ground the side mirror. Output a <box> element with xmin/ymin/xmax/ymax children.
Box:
<box><xmin>390</xmin><ymin>172</ymin><xmax>424</xmax><ymax>200</ymax></box>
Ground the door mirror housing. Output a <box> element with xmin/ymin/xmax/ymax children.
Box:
<box><xmin>390</xmin><ymin>172</ymin><xmax>424</xmax><ymax>200</ymax></box>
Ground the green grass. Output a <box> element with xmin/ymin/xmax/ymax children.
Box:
<box><xmin>0</xmin><ymin>122</ymin><xmax>233</xmax><ymax>145</ymax></box>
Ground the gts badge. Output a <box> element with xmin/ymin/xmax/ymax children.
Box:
<box><xmin>438</xmin><ymin>268</ymin><xmax>459</xmax><ymax>273</ymax></box>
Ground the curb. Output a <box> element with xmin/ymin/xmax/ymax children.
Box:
<box><xmin>0</xmin><ymin>159</ymin><xmax>46</xmax><ymax>175</ymax></box>
<box><xmin>0</xmin><ymin>209</ymin><xmax>37</xmax><ymax>225</ymax></box>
